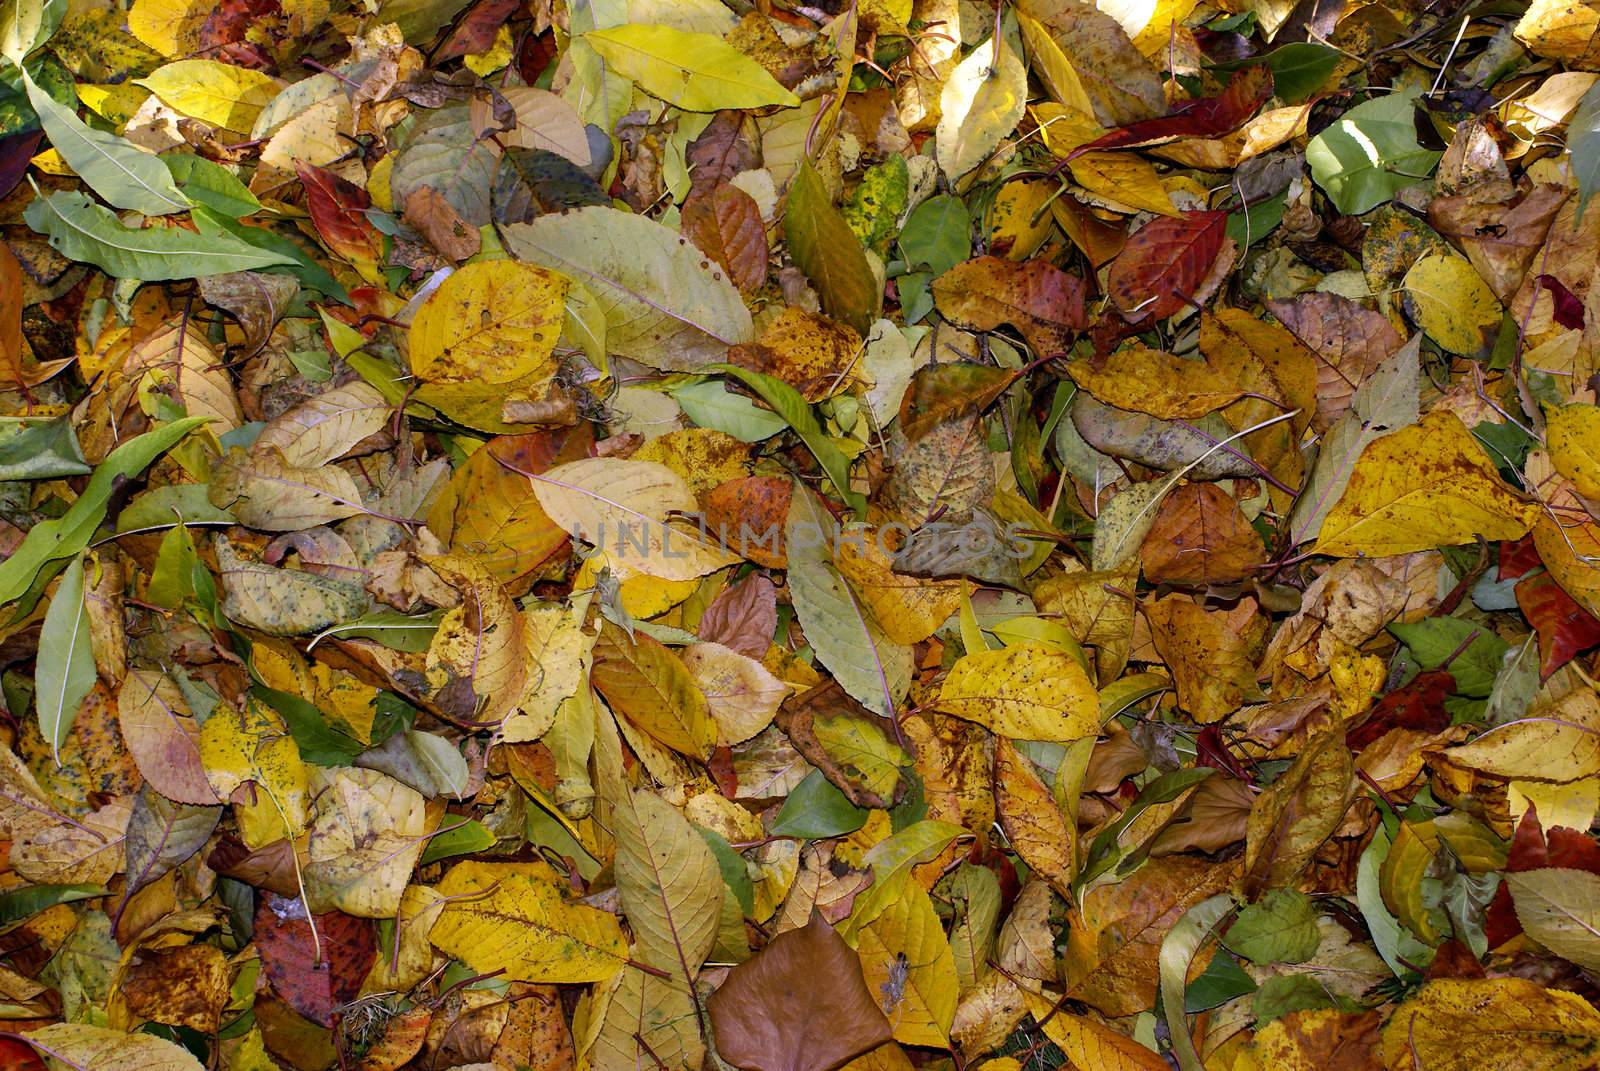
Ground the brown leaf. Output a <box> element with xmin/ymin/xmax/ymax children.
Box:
<box><xmin>932</xmin><ymin>256</ymin><xmax>1087</xmax><ymax>355</ymax></box>
<box><xmin>682</xmin><ymin>184</ymin><xmax>769</xmax><ymax>293</ymax></box>
<box><xmin>1138</xmin><ymin>483</ymin><xmax>1267</xmax><ymax>585</ymax></box>
<box><xmin>727</xmin><ymin>306</ymin><xmax>860</xmax><ymax>401</ymax></box>
<box><xmin>405</xmin><ymin>185</ymin><xmax>482</xmax><ymax>262</ymax></box>
<box><xmin>697</xmin><ymin>573</ymin><xmax>779</xmax><ymax>658</ymax></box>
<box><xmin>708</xmin><ymin>913</ymin><xmax>893</xmax><ymax>1071</ymax></box>
<box><xmin>1266</xmin><ymin>292</ymin><xmax>1403</xmax><ymax>432</ymax></box>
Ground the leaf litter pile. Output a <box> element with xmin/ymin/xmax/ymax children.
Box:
<box><xmin>11</xmin><ymin>0</ymin><xmax>1600</xmax><ymax>1067</ymax></box>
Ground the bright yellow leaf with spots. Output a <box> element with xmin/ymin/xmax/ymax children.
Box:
<box><xmin>935</xmin><ymin>641</ymin><xmax>1099</xmax><ymax>740</ymax></box>
<box><xmin>583</xmin><ymin>24</ymin><xmax>800</xmax><ymax>112</ymax></box>
<box><xmin>1379</xmin><ymin>978</ymin><xmax>1600</xmax><ymax>1071</ymax></box>
<box><xmin>1315</xmin><ymin>410</ymin><xmax>1537</xmax><ymax>557</ymax></box>
<box><xmin>199</xmin><ymin>697</ymin><xmax>309</xmax><ymax>848</ymax></box>
<box><xmin>1547</xmin><ymin>403</ymin><xmax>1600</xmax><ymax>499</ymax></box>
<box><xmin>408</xmin><ymin>261</ymin><xmax>569</xmax><ymax>430</ymax></box>
<box><xmin>1034</xmin><ymin>104</ymin><xmax>1177</xmax><ymax>217</ymax></box>
<box><xmin>1402</xmin><ymin>253</ymin><xmax>1501</xmax><ymax>356</ymax></box>
<box><xmin>429</xmin><ymin>860</ymin><xmax>628</xmax><ymax>983</ymax></box>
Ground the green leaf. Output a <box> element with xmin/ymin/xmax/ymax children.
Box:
<box><xmin>671</xmin><ymin>379</ymin><xmax>788</xmax><ymax>443</ymax></box>
<box><xmin>785</xmin><ymin>159</ymin><xmax>878</xmax><ymax>334</ymax></box>
<box><xmin>1159</xmin><ymin>893</ymin><xmax>1233</xmax><ymax>1071</ymax></box>
<box><xmin>0</xmin><ymin>416</ymin><xmax>209</xmax><ymax>606</ymax></box>
<box><xmin>0</xmin><ymin>415</ymin><xmax>88</xmax><ymax>480</ymax></box>
<box><xmin>116</xmin><ymin>484</ymin><xmax>236</xmax><ymax>533</ymax></box>
<box><xmin>190</xmin><ymin>205</ymin><xmax>346</xmax><ymax>299</ymax></box>
<box><xmin>1223</xmin><ymin>889</ymin><xmax>1321</xmax><ymax>964</ymax></box>
<box><xmin>898</xmin><ymin>193</ymin><xmax>970</xmax><ymax>276</ymax></box>
<box><xmin>0</xmin><ymin>0</ymin><xmax>63</xmax><ymax>65</ymax></box>
<box><xmin>1253</xmin><ymin>974</ymin><xmax>1340</xmax><ymax>1022</ymax></box>
<box><xmin>21</xmin><ymin>69</ymin><xmax>189</xmax><ymax>216</ymax></box>
<box><xmin>23</xmin><ymin>191</ymin><xmax>293</xmax><ymax>280</ymax></box>
<box><xmin>419</xmin><ymin>818</ymin><xmax>496</xmax><ymax>866</ymax></box>
<box><xmin>583</xmin><ymin>24</ymin><xmax>800</xmax><ymax>111</ymax></box>
<box><xmin>0</xmin><ymin>883</ymin><xmax>102</xmax><ymax>934</ymax></box>
<box><xmin>164</xmin><ymin>154</ymin><xmax>261</xmax><ymax>218</ymax></box>
<box><xmin>783</xmin><ymin>483</ymin><xmax>912</xmax><ymax>721</ymax></box>
<box><xmin>1185</xmin><ymin>950</ymin><xmax>1256</xmax><ymax>1012</ymax></box>
<box><xmin>1217</xmin><ymin>43</ymin><xmax>1338</xmax><ymax>103</ymax></box>
<box><xmin>1388</xmin><ymin>617</ymin><xmax>1509</xmax><ymax>697</ymax></box>
<box><xmin>710</xmin><ymin>364</ymin><xmax>866</xmax><ymax>517</ymax></box>
<box><xmin>1571</xmin><ymin>80</ymin><xmax>1600</xmax><ymax>223</ymax></box>
<box><xmin>37</xmin><ymin>553</ymin><xmax>95</xmax><ymax>762</ymax></box>
<box><xmin>696</xmin><ymin>825</ymin><xmax>756</xmax><ymax>915</ymax></box>
<box><xmin>406</xmin><ymin>729</ymin><xmax>469</xmax><ymax>796</ymax></box>
<box><xmin>1306</xmin><ymin>87</ymin><xmax>1442</xmax><ymax>215</ymax></box>
<box><xmin>770</xmin><ymin>769</ymin><xmax>869</xmax><ymax>838</ymax></box>
<box><xmin>251</xmin><ymin>685</ymin><xmax>365</xmax><ymax>766</ymax></box>
<box><xmin>307</xmin><ymin>609</ymin><xmax>444</xmax><ymax>653</ymax></box>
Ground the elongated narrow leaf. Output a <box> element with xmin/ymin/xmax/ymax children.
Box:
<box><xmin>22</xmin><ymin>70</ymin><xmax>188</xmax><ymax>216</ymax></box>
<box><xmin>23</xmin><ymin>191</ymin><xmax>293</xmax><ymax>280</ymax></box>
<box><xmin>36</xmin><ymin>554</ymin><xmax>94</xmax><ymax>762</ymax></box>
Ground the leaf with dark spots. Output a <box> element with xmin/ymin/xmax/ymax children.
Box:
<box><xmin>491</xmin><ymin>148</ymin><xmax>609</xmax><ymax>225</ymax></box>
<box><xmin>254</xmin><ymin>894</ymin><xmax>376</xmax><ymax>1027</ymax></box>
<box><xmin>682</xmin><ymin>184</ymin><xmax>768</xmax><ymax>293</ymax></box>
<box><xmin>932</xmin><ymin>257</ymin><xmax>1087</xmax><ymax>355</ymax></box>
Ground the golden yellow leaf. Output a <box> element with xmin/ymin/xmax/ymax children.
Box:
<box><xmin>935</xmin><ymin>641</ymin><xmax>1099</xmax><ymax>741</ymax></box>
<box><xmin>408</xmin><ymin>261</ymin><xmax>569</xmax><ymax>430</ymax></box>
<box><xmin>1402</xmin><ymin>253</ymin><xmax>1502</xmax><ymax>356</ymax></box>
<box><xmin>1315</xmin><ymin>410</ymin><xmax>1537</xmax><ymax>557</ymax></box>
<box><xmin>1547</xmin><ymin>403</ymin><xmax>1600</xmax><ymax>499</ymax></box>
<box><xmin>198</xmin><ymin>698</ymin><xmax>309</xmax><ymax>848</ymax></box>
<box><xmin>847</xmin><ymin>882</ymin><xmax>959</xmax><ymax>1048</ymax></box>
<box><xmin>136</xmin><ymin>61</ymin><xmax>283</xmax><ymax>132</ymax></box>
<box><xmin>1023</xmin><ymin>992</ymin><xmax>1167</xmax><ymax>1070</ymax></box>
<box><xmin>429</xmin><ymin>860</ymin><xmax>628</xmax><ymax>983</ymax></box>
<box><xmin>1379</xmin><ymin>978</ymin><xmax>1600</xmax><ymax>1070</ymax></box>
<box><xmin>994</xmin><ymin>738</ymin><xmax>1075</xmax><ymax>892</ymax></box>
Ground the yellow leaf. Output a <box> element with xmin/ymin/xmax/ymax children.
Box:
<box><xmin>25</xmin><ymin>1024</ymin><xmax>204</xmax><ymax>1071</ymax></box>
<box><xmin>1315</xmin><ymin>410</ymin><xmax>1537</xmax><ymax>557</ymax></box>
<box><xmin>136</xmin><ymin>61</ymin><xmax>283</xmax><ymax>132</ymax></box>
<box><xmin>423</xmin><ymin>554</ymin><xmax>529</xmax><ymax>725</ymax></box>
<box><xmin>1035</xmin><ymin>104</ymin><xmax>1176</xmax><ymax>216</ymax></box>
<box><xmin>995</xmin><ymin>738</ymin><xmax>1075</xmax><ymax>892</ymax></box>
<box><xmin>848</xmin><ymin>883</ymin><xmax>959</xmax><ymax>1047</ymax></box>
<box><xmin>1379</xmin><ymin>978</ymin><xmax>1600</xmax><ymax>1070</ymax></box>
<box><xmin>1515</xmin><ymin>0</ymin><xmax>1600</xmax><ymax>67</ymax></box>
<box><xmin>1401</xmin><ymin>253</ymin><xmax>1502</xmax><ymax>356</ymax></box>
<box><xmin>530</xmin><ymin>457</ymin><xmax>741</xmax><ymax>582</ymax></box>
<box><xmin>127</xmin><ymin>0</ymin><xmax>210</xmax><ymax>57</ymax></box>
<box><xmin>199</xmin><ymin>698</ymin><xmax>309</xmax><ymax>848</ymax></box>
<box><xmin>409</xmin><ymin>261</ymin><xmax>569</xmax><ymax>430</ymax></box>
<box><xmin>1018</xmin><ymin>13</ymin><xmax>1095</xmax><ymax>116</ymax></box>
<box><xmin>1547</xmin><ymin>403</ymin><xmax>1600</xmax><ymax>499</ymax></box>
<box><xmin>502</xmin><ymin>603</ymin><xmax>590</xmax><ymax>743</ymax></box>
<box><xmin>1066</xmin><ymin>342</ymin><xmax>1243</xmax><ymax>419</ymax></box>
<box><xmin>429</xmin><ymin>860</ymin><xmax>628</xmax><ymax>983</ymax></box>
<box><xmin>935</xmin><ymin>641</ymin><xmax>1099</xmax><ymax>740</ymax></box>
<box><xmin>680</xmin><ymin>641</ymin><xmax>789</xmax><ymax>745</ymax></box>
<box><xmin>1447</xmin><ymin>686</ymin><xmax>1600</xmax><ymax>782</ymax></box>
<box><xmin>1023</xmin><ymin>992</ymin><xmax>1167</xmax><ymax>1070</ymax></box>
<box><xmin>583</xmin><ymin>24</ymin><xmax>800</xmax><ymax>111</ymax></box>
<box><xmin>936</xmin><ymin>36</ymin><xmax>1027</xmax><ymax>179</ymax></box>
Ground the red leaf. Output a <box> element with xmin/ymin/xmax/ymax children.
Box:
<box><xmin>435</xmin><ymin>0</ymin><xmax>525</xmax><ymax>60</ymax></box>
<box><xmin>198</xmin><ymin>0</ymin><xmax>279</xmax><ymax>69</ymax></box>
<box><xmin>1536</xmin><ymin>274</ymin><xmax>1585</xmax><ymax>329</ymax></box>
<box><xmin>1486</xmin><ymin>809</ymin><xmax>1600</xmax><ymax>946</ymax></box>
<box><xmin>1499</xmin><ymin>534</ymin><xmax>1542</xmax><ymax>580</ymax></box>
<box><xmin>681</xmin><ymin>185</ymin><xmax>769</xmax><ymax>293</ymax></box>
<box><xmin>255</xmin><ymin>895</ymin><xmax>377</xmax><ymax>1027</ymax></box>
<box><xmin>295</xmin><ymin>162</ymin><xmax>384</xmax><ymax>268</ymax></box>
<box><xmin>0</xmin><ymin>1039</ymin><xmax>45</xmax><ymax>1071</ymax></box>
<box><xmin>1070</xmin><ymin>67</ymin><xmax>1274</xmax><ymax>157</ymax></box>
<box><xmin>1106</xmin><ymin>211</ymin><xmax>1228</xmax><ymax>322</ymax></box>
<box><xmin>1347</xmin><ymin>669</ymin><xmax>1454</xmax><ymax>751</ymax></box>
<box><xmin>0</xmin><ymin>129</ymin><xmax>41</xmax><ymax>201</ymax></box>
<box><xmin>1516</xmin><ymin>570</ymin><xmax>1600</xmax><ymax>677</ymax></box>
